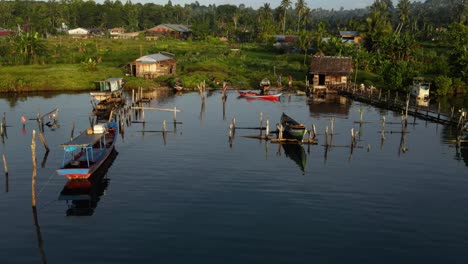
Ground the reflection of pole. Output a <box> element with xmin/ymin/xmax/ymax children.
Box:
<box><xmin>3</xmin><ymin>154</ymin><xmax>8</xmax><ymax>193</ymax></box>
<box><xmin>32</xmin><ymin>206</ymin><xmax>47</xmax><ymax>264</ymax></box>
<box><xmin>31</xmin><ymin>130</ymin><xmax>37</xmax><ymax>207</ymax></box>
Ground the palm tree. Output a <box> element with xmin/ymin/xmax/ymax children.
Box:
<box><xmin>396</xmin><ymin>0</ymin><xmax>411</xmax><ymax>35</ymax></box>
<box><xmin>280</xmin><ymin>0</ymin><xmax>292</xmax><ymax>34</ymax></box>
<box><xmin>295</xmin><ymin>0</ymin><xmax>306</xmax><ymax>32</ymax></box>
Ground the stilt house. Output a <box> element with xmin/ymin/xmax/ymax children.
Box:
<box><xmin>309</xmin><ymin>56</ymin><xmax>353</xmax><ymax>94</ymax></box>
<box><xmin>127</xmin><ymin>52</ymin><xmax>177</xmax><ymax>79</ymax></box>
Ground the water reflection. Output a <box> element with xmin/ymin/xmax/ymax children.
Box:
<box><xmin>280</xmin><ymin>143</ymin><xmax>307</xmax><ymax>174</ymax></box>
<box><xmin>58</xmin><ymin>149</ymin><xmax>118</xmax><ymax>216</ymax></box>
<box><xmin>307</xmin><ymin>94</ymin><xmax>352</xmax><ymax>118</ymax></box>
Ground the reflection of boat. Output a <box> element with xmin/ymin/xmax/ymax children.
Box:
<box><xmin>238</xmin><ymin>91</ymin><xmax>282</xmax><ymax>101</ymax></box>
<box><xmin>91</xmin><ymin>78</ymin><xmax>125</xmax><ymax>102</ymax></box>
<box><xmin>415</xmin><ymin>97</ymin><xmax>429</xmax><ymax>107</ymax></box>
<box><xmin>280</xmin><ymin>112</ymin><xmax>308</xmax><ymax>141</ymax></box>
<box><xmin>410</xmin><ymin>77</ymin><xmax>430</xmax><ymax>100</ymax></box>
<box><xmin>58</xmin><ymin>149</ymin><xmax>118</xmax><ymax>216</ymax></box>
<box><xmin>56</xmin><ymin>121</ymin><xmax>118</xmax><ymax>180</ymax></box>
<box><xmin>282</xmin><ymin>143</ymin><xmax>307</xmax><ymax>173</ymax></box>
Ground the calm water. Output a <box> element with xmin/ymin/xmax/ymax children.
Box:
<box><xmin>0</xmin><ymin>90</ymin><xmax>467</xmax><ymax>263</ymax></box>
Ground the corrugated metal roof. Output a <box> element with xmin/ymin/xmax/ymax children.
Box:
<box><xmin>161</xmin><ymin>24</ymin><xmax>190</xmax><ymax>32</ymax></box>
<box><xmin>136</xmin><ymin>53</ymin><xmax>173</xmax><ymax>63</ymax></box>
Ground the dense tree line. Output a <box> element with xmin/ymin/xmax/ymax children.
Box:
<box><xmin>0</xmin><ymin>0</ymin><xmax>467</xmax><ymax>93</ymax></box>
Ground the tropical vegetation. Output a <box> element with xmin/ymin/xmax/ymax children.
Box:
<box><xmin>0</xmin><ymin>0</ymin><xmax>467</xmax><ymax>95</ymax></box>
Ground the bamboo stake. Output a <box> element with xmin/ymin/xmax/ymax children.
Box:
<box><xmin>31</xmin><ymin>130</ymin><xmax>37</xmax><ymax>207</ymax></box>
<box><xmin>265</xmin><ymin>119</ymin><xmax>270</xmax><ymax>139</ymax></box>
<box><xmin>70</xmin><ymin>121</ymin><xmax>75</xmax><ymax>141</ymax></box>
<box><xmin>2</xmin><ymin>154</ymin><xmax>8</xmax><ymax>178</ymax></box>
<box><xmin>38</xmin><ymin>132</ymin><xmax>49</xmax><ymax>152</ymax></box>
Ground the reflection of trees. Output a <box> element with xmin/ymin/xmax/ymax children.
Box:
<box><xmin>0</xmin><ymin>91</ymin><xmax>79</xmax><ymax>108</ymax></box>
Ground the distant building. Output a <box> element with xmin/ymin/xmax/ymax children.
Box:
<box><xmin>0</xmin><ymin>27</ymin><xmax>11</xmax><ymax>37</ymax></box>
<box><xmin>339</xmin><ymin>31</ymin><xmax>362</xmax><ymax>45</ymax></box>
<box><xmin>127</xmin><ymin>52</ymin><xmax>177</xmax><ymax>79</ymax></box>
<box><xmin>309</xmin><ymin>55</ymin><xmax>353</xmax><ymax>93</ymax></box>
<box><xmin>68</xmin><ymin>27</ymin><xmax>89</xmax><ymax>36</ymax></box>
<box><xmin>110</xmin><ymin>27</ymin><xmax>125</xmax><ymax>38</ymax></box>
<box><xmin>146</xmin><ymin>24</ymin><xmax>191</xmax><ymax>39</ymax></box>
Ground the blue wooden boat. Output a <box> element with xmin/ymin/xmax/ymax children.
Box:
<box><xmin>56</xmin><ymin>121</ymin><xmax>118</xmax><ymax>180</ymax></box>
<box><xmin>280</xmin><ymin>112</ymin><xmax>308</xmax><ymax>141</ymax></box>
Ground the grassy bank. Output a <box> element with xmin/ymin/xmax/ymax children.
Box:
<box><xmin>0</xmin><ymin>37</ymin><xmax>310</xmax><ymax>92</ymax></box>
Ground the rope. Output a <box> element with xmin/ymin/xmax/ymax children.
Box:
<box><xmin>37</xmin><ymin>170</ymin><xmax>57</xmax><ymax>196</ymax></box>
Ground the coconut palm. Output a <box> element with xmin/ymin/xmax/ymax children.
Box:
<box><xmin>396</xmin><ymin>0</ymin><xmax>411</xmax><ymax>35</ymax></box>
<box><xmin>295</xmin><ymin>0</ymin><xmax>306</xmax><ymax>32</ymax></box>
<box><xmin>280</xmin><ymin>0</ymin><xmax>292</xmax><ymax>34</ymax></box>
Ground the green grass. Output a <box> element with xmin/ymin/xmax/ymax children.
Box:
<box><xmin>0</xmin><ymin>38</ymin><xmax>311</xmax><ymax>92</ymax></box>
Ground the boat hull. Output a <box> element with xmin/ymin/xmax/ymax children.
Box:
<box><xmin>238</xmin><ymin>91</ymin><xmax>282</xmax><ymax>101</ymax></box>
<box><xmin>57</xmin><ymin>122</ymin><xmax>118</xmax><ymax>180</ymax></box>
<box><xmin>280</xmin><ymin>112</ymin><xmax>308</xmax><ymax>141</ymax></box>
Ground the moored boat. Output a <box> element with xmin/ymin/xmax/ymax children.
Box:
<box><xmin>56</xmin><ymin>121</ymin><xmax>118</xmax><ymax>180</ymax></box>
<box><xmin>91</xmin><ymin>77</ymin><xmax>126</xmax><ymax>102</ymax></box>
<box><xmin>280</xmin><ymin>112</ymin><xmax>308</xmax><ymax>141</ymax></box>
<box><xmin>410</xmin><ymin>77</ymin><xmax>430</xmax><ymax>100</ymax></box>
<box><xmin>238</xmin><ymin>91</ymin><xmax>282</xmax><ymax>101</ymax></box>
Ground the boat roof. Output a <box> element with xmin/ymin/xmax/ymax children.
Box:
<box><xmin>61</xmin><ymin>131</ymin><xmax>104</xmax><ymax>147</ymax></box>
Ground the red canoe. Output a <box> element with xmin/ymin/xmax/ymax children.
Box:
<box><xmin>238</xmin><ymin>91</ymin><xmax>282</xmax><ymax>101</ymax></box>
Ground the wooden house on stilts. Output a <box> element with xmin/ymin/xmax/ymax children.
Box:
<box><xmin>127</xmin><ymin>52</ymin><xmax>177</xmax><ymax>80</ymax></box>
<box><xmin>308</xmin><ymin>55</ymin><xmax>353</xmax><ymax>95</ymax></box>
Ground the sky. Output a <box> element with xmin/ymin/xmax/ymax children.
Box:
<box><xmin>134</xmin><ymin>0</ymin><xmax>420</xmax><ymax>10</ymax></box>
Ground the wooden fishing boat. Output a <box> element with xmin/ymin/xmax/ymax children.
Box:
<box><xmin>238</xmin><ymin>91</ymin><xmax>282</xmax><ymax>101</ymax></box>
<box><xmin>56</xmin><ymin>121</ymin><xmax>118</xmax><ymax>180</ymax></box>
<box><xmin>91</xmin><ymin>77</ymin><xmax>126</xmax><ymax>102</ymax></box>
<box><xmin>58</xmin><ymin>149</ymin><xmax>118</xmax><ymax>216</ymax></box>
<box><xmin>410</xmin><ymin>77</ymin><xmax>430</xmax><ymax>100</ymax></box>
<box><xmin>280</xmin><ymin>112</ymin><xmax>308</xmax><ymax>141</ymax></box>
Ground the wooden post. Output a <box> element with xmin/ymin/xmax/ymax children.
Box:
<box><xmin>312</xmin><ymin>124</ymin><xmax>317</xmax><ymax>139</ymax></box>
<box><xmin>325</xmin><ymin>126</ymin><xmax>329</xmax><ymax>146</ymax></box>
<box><xmin>330</xmin><ymin>117</ymin><xmax>334</xmax><ymax>135</ymax></box>
<box><xmin>351</xmin><ymin>128</ymin><xmax>355</xmax><ymax>148</ymax></box>
<box><xmin>360</xmin><ymin>107</ymin><xmax>363</xmax><ymax>124</ymax></box>
<box><xmin>31</xmin><ymin>130</ymin><xmax>37</xmax><ymax>207</ymax></box>
<box><xmin>38</xmin><ymin>132</ymin><xmax>49</xmax><ymax>152</ymax></box>
<box><xmin>437</xmin><ymin>102</ymin><xmax>441</xmax><ymax>121</ymax></box>
<box><xmin>132</xmin><ymin>89</ymin><xmax>135</xmax><ymax>104</ymax></box>
<box><xmin>162</xmin><ymin>120</ymin><xmax>166</xmax><ymax>133</ymax></box>
<box><xmin>405</xmin><ymin>98</ymin><xmax>410</xmax><ymax>127</ymax></box>
<box><xmin>277</xmin><ymin>124</ymin><xmax>283</xmax><ymax>139</ymax></box>
<box><xmin>259</xmin><ymin>112</ymin><xmax>263</xmax><ymax>133</ymax></box>
<box><xmin>381</xmin><ymin>116</ymin><xmax>386</xmax><ymax>140</ymax></box>
<box><xmin>70</xmin><ymin>122</ymin><xmax>75</xmax><ymax>141</ymax></box>
<box><xmin>173</xmin><ymin>107</ymin><xmax>177</xmax><ymax>123</ymax></box>
<box><xmin>265</xmin><ymin>119</ymin><xmax>270</xmax><ymax>139</ymax></box>
<box><xmin>231</xmin><ymin>117</ymin><xmax>236</xmax><ymax>129</ymax></box>
<box><xmin>2</xmin><ymin>154</ymin><xmax>8</xmax><ymax>178</ymax></box>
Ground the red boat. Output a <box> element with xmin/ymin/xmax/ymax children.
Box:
<box><xmin>237</xmin><ymin>91</ymin><xmax>282</xmax><ymax>101</ymax></box>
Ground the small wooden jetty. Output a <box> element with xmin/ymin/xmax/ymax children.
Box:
<box><xmin>335</xmin><ymin>86</ymin><xmax>465</xmax><ymax>128</ymax></box>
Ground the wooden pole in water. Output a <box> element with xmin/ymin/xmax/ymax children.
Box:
<box><xmin>259</xmin><ymin>112</ymin><xmax>263</xmax><ymax>134</ymax></box>
<box><xmin>132</xmin><ymin>89</ymin><xmax>135</xmax><ymax>104</ymax></box>
<box><xmin>330</xmin><ymin>117</ymin><xmax>334</xmax><ymax>135</ymax></box>
<box><xmin>162</xmin><ymin>120</ymin><xmax>166</xmax><ymax>133</ymax></box>
<box><xmin>231</xmin><ymin>117</ymin><xmax>236</xmax><ymax>129</ymax></box>
<box><xmin>325</xmin><ymin>126</ymin><xmax>329</xmax><ymax>146</ymax></box>
<box><xmin>2</xmin><ymin>154</ymin><xmax>8</xmax><ymax>178</ymax></box>
<box><xmin>279</xmin><ymin>124</ymin><xmax>283</xmax><ymax>139</ymax></box>
<box><xmin>437</xmin><ymin>102</ymin><xmax>441</xmax><ymax>121</ymax></box>
<box><xmin>38</xmin><ymin>132</ymin><xmax>49</xmax><ymax>153</ymax></box>
<box><xmin>173</xmin><ymin>107</ymin><xmax>177</xmax><ymax>123</ymax></box>
<box><xmin>265</xmin><ymin>119</ymin><xmax>270</xmax><ymax>139</ymax></box>
<box><xmin>31</xmin><ymin>130</ymin><xmax>37</xmax><ymax>208</ymax></box>
<box><xmin>351</xmin><ymin>128</ymin><xmax>355</xmax><ymax>148</ymax></box>
<box><xmin>312</xmin><ymin>124</ymin><xmax>317</xmax><ymax>139</ymax></box>
<box><xmin>381</xmin><ymin>116</ymin><xmax>386</xmax><ymax>140</ymax></box>
<box><xmin>360</xmin><ymin>107</ymin><xmax>363</xmax><ymax>124</ymax></box>
<box><xmin>70</xmin><ymin>121</ymin><xmax>75</xmax><ymax>141</ymax></box>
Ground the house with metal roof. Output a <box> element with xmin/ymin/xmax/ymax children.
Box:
<box><xmin>146</xmin><ymin>24</ymin><xmax>191</xmax><ymax>39</ymax></box>
<box><xmin>127</xmin><ymin>52</ymin><xmax>177</xmax><ymax>79</ymax></box>
<box><xmin>339</xmin><ymin>31</ymin><xmax>362</xmax><ymax>45</ymax></box>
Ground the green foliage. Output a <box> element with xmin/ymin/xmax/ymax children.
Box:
<box><xmin>379</xmin><ymin>61</ymin><xmax>416</xmax><ymax>90</ymax></box>
<box><xmin>80</xmin><ymin>58</ymin><xmax>98</xmax><ymax>72</ymax></box>
<box><xmin>434</xmin><ymin>75</ymin><xmax>453</xmax><ymax>96</ymax></box>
